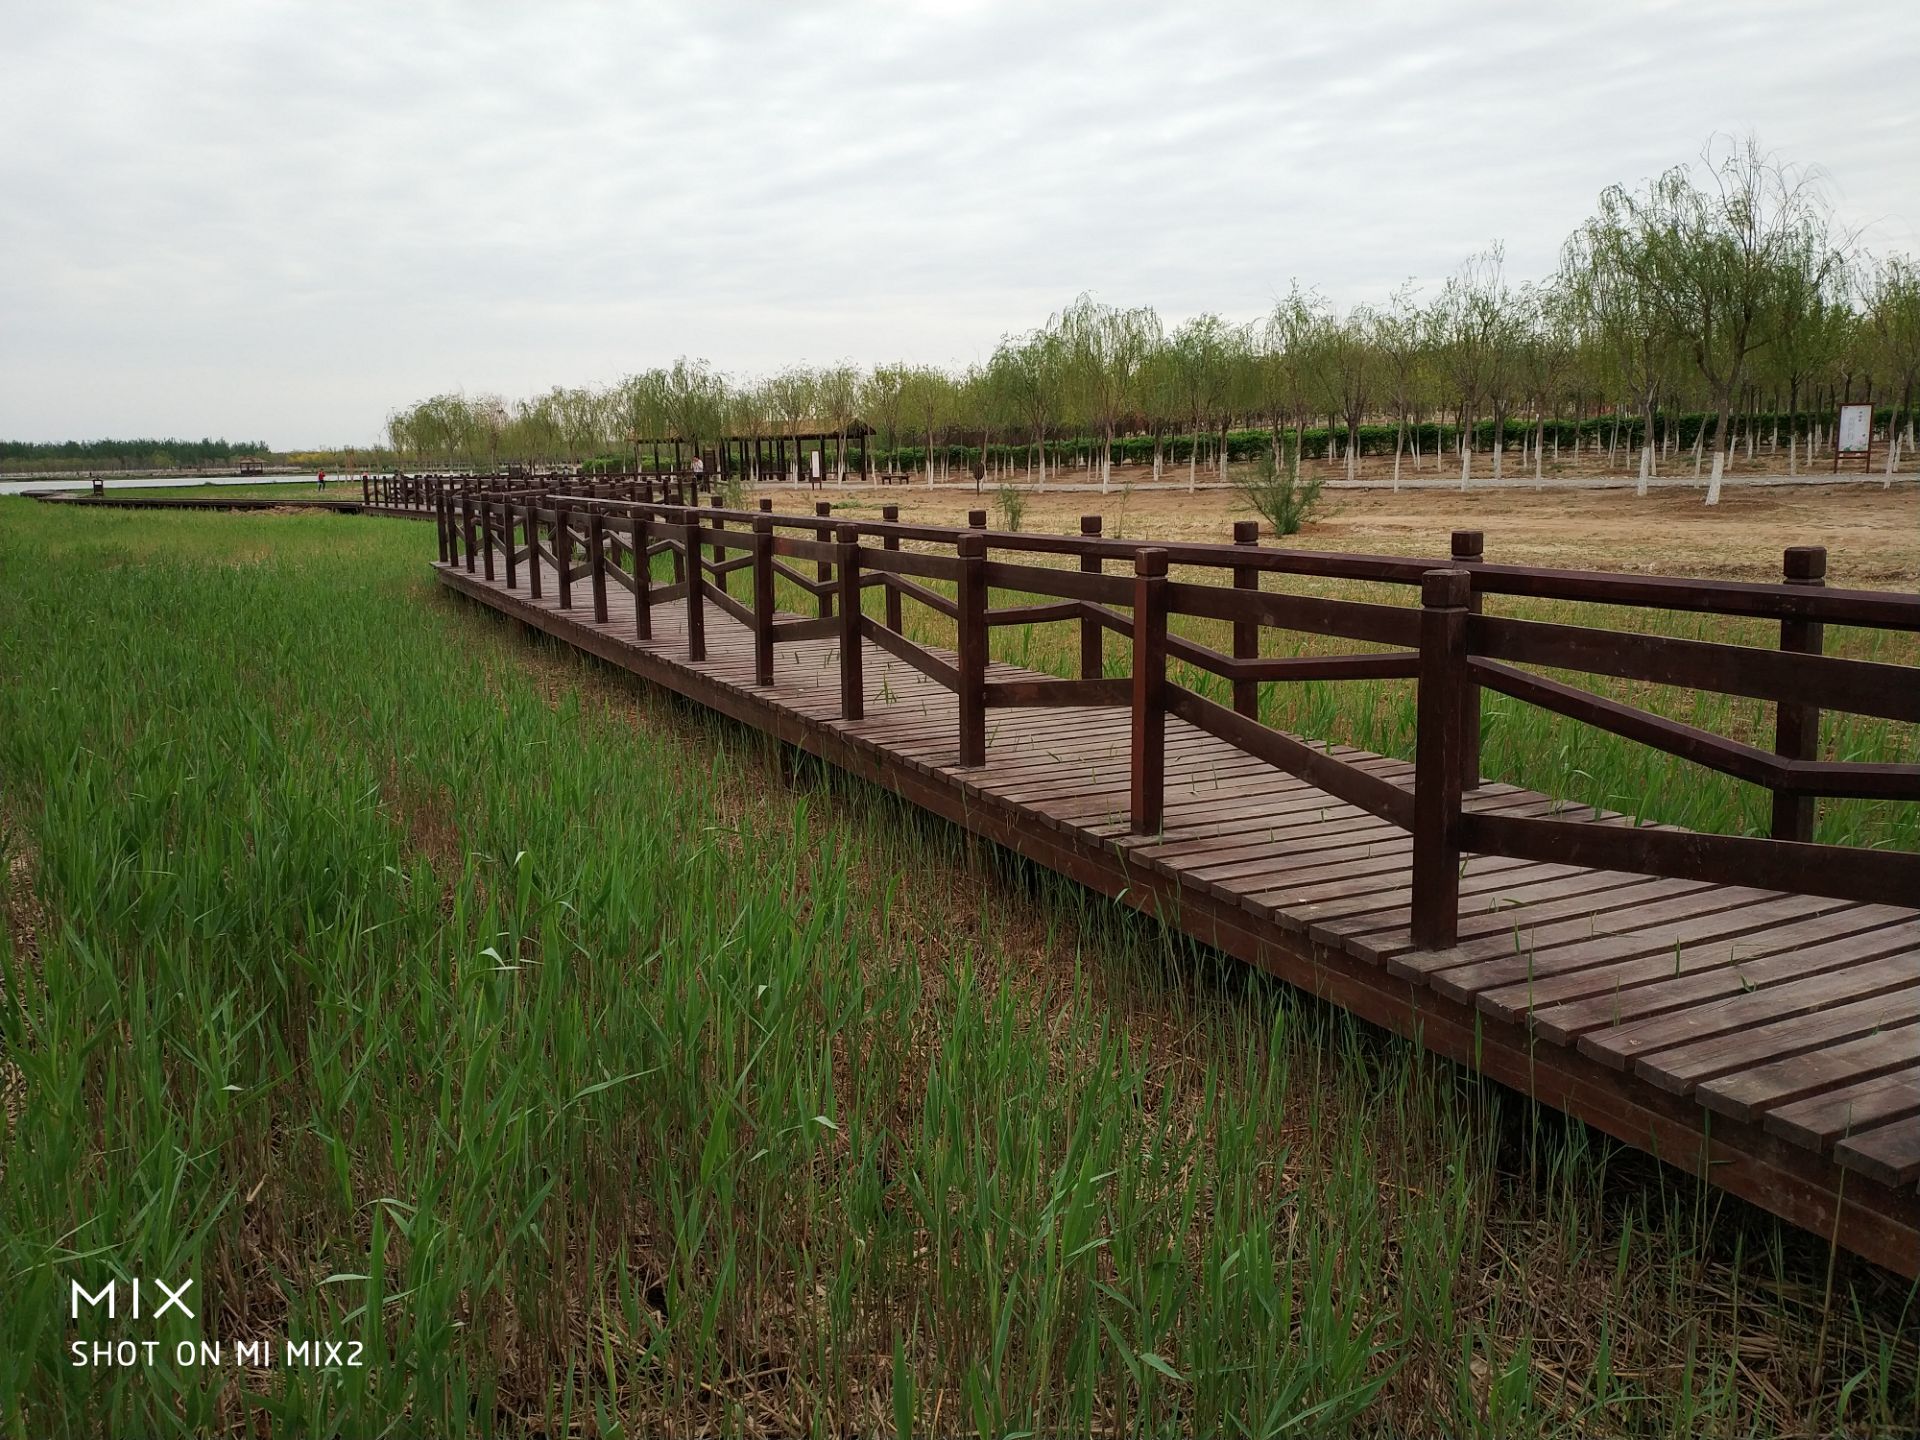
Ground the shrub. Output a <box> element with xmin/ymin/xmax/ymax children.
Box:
<box><xmin>1232</xmin><ymin>442</ymin><xmax>1321</xmax><ymax>536</ymax></box>
<box><xmin>994</xmin><ymin>482</ymin><xmax>1026</xmax><ymax>532</ymax></box>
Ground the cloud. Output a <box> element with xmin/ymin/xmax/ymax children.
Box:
<box><xmin>2</xmin><ymin>0</ymin><xmax>1914</xmax><ymax>443</ymax></box>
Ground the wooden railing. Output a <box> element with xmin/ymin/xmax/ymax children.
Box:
<box><xmin>363</xmin><ymin>471</ymin><xmax>709</xmax><ymax>513</ymax></box>
<box><xmin>438</xmin><ymin>490</ymin><xmax>1920</xmax><ymax>949</ymax></box>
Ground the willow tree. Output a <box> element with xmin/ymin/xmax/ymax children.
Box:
<box><xmin>812</xmin><ymin>364</ymin><xmax>861</xmax><ymax>481</ymax></box>
<box><xmin>1589</xmin><ymin>136</ymin><xmax>1848</xmax><ymax>504</ymax></box>
<box><xmin>1563</xmin><ymin>215</ymin><xmax>1681</xmax><ymax>495</ymax></box>
<box><xmin>1434</xmin><ymin>247</ymin><xmax>1522</xmax><ymax>489</ymax></box>
<box><xmin>862</xmin><ymin>364</ymin><xmax>910</xmax><ymax>474</ymax></box>
<box><xmin>1163</xmin><ymin>313</ymin><xmax>1237</xmax><ymax>493</ymax></box>
<box><xmin>1322</xmin><ymin>306</ymin><xmax>1378</xmax><ymax>484</ymax></box>
<box><xmin>1057</xmin><ymin>294</ymin><xmax>1161</xmax><ymax>494</ymax></box>
<box><xmin>1375</xmin><ymin>283</ymin><xmax>1425</xmax><ymax>490</ymax></box>
<box><xmin>902</xmin><ymin>366</ymin><xmax>955</xmax><ymax>484</ymax></box>
<box><xmin>993</xmin><ymin>329</ymin><xmax>1065</xmax><ymax>487</ymax></box>
<box><xmin>766</xmin><ymin>367</ymin><xmax>817</xmax><ymax>482</ymax></box>
<box><xmin>1255</xmin><ymin>286</ymin><xmax>1329</xmax><ymax>478</ymax></box>
<box><xmin>1866</xmin><ymin>256</ymin><xmax>1920</xmax><ymax>475</ymax></box>
<box><xmin>728</xmin><ymin>383</ymin><xmax>775</xmax><ymax>482</ymax></box>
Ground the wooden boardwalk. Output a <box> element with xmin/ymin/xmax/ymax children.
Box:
<box><xmin>434</xmin><ymin>516</ymin><xmax>1920</xmax><ymax>1278</ymax></box>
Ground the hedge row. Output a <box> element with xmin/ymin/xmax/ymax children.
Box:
<box><xmin>864</xmin><ymin>406</ymin><xmax>1907</xmax><ymax>470</ymax></box>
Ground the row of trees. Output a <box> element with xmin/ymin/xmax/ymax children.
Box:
<box><xmin>0</xmin><ymin>437</ymin><xmax>270</xmax><ymax>473</ymax></box>
<box><xmin>387</xmin><ymin>139</ymin><xmax>1920</xmax><ymax>505</ymax></box>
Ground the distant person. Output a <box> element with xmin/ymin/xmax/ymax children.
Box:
<box><xmin>317</xmin><ymin>470</ymin><xmax>327</xmax><ymax>489</ymax></box>
<box><xmin>691</xmin><ymin>454</ymin><xmax>705</xmax><ymax>487</ymax></box>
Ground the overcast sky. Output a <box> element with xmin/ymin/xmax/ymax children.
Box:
<box><xmin>4</xmin><ymin>1</ymin><xmax>1917</xmax><ymax>447</ymax></box>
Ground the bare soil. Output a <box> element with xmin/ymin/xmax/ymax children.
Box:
<box><xmin>758</xmin><ymin>480</ymin><xmax>1919</xmax><ymax>588</ymax></box>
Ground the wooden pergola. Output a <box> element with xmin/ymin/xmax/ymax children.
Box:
<box><xmin>729</xmin><ymin>422</ymin><xmax>876</xmax><ymax>483</ymax></box>
<box><xmin>629</xmin><ymin>423</ymin><xmax>876</xmax><ymax>481</ymax></box>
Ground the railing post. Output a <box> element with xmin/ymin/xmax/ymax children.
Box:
<box><xmin>632</xmin><ymin>511</ymin><xmax>650</xmax><ymax>639</ymax></box>
<box><xmin>435</xmin><ymin>491</ymin><xmax>449</xmax><ymax>563</ymax></box>
<box><xmin>1773</xmin><ymin>544</ymin><xmax>1827</xmax><ymax>842</ymax></box>
<box><xmin>504</xmin><ymin>500</ymin><xmax>517</xmax><ymax>588</ymax></box>
<box><xmin>1232</xmin><ymin>519</ymin><xmax>1259</xmax><ymax>717</ymax></box>
<box><xmin>481</xmin><ymin>499</ymin><xmax>496</xmax><ymax>581</ymax></box>
<box><xmin>968</xmin><ymin>509</ymin><xmax>987</xmax><ymax>530</ymax></box>
<box><xmin>683</xmin><ymin>510</ymin><xmax>705</xmax><ymax>661</ymax></box>
<box><xmin>589</xmin><ymin>511</ymin><xmax>609</xmax><ymax>622</ymax></box>
<box><xmin>709</xmin><ymin>494</ymin><xmax>729</xmax><ymax>599</ymax></box>
<box><xmin>555</xmin><ymin>506</ymin><xmax>572</xmax><ymax>608</ymax></box>
<box><xmin>882</xmin><ymin>504</ymin><xmax>903</xmax><ymax>633</ymax></box>
<box><xmin>527</xmin><ymin>507</ymin><xmax>544</xmax><ymax>600</ymax></box>
<box><xmin>957</xmin><ymin>532</ymin><xmax>987</xmax><ymax>766</ymax></box>
<box><xmin>837</xmin><ymin>522</ymin><xmax>864</xmax><ymax>720</ymax></box>
<box><xmin>1451</xmin><ymin>530</ymin><xmax>1484</xmax><ymax>789</ymax></box>
<box><xmin>752</xmin><ymin>514</ymin><xmax>774</xmax><ymax>684</ymax></box>
<box><xmin>814</xmin><ymin>501</ymin><xmax>834</xmax><ymax>618</ymax></box>
<box><xmin>462</xmin><ymin>494</ymin><xmax>476</xmax><ymax>574</ymax></box>
<box><xmin>1131</xmin><ymin>548</ymin><xmax>1169</xmax><ymax>835</ymax></box>
<box><xmin>1412</xmin><ymin>568</ymin><xmax>1470</xmax><ymax>950</ymax></box>
<box><xmin>1079</xmin><ymin>515</ymin><xmax>1103</xmax><ymax>679</ymax></box>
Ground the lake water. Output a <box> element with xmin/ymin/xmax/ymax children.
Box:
<box><xmin>0</xmin><ymin>474</ymin><xmax>347</xmax><ymax>497</ymax></box>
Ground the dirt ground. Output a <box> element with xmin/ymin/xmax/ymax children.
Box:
<box><xmin>753</xmin><ymin>480</ymin><xmax>1919</xmax><ymax>588</ymax></box>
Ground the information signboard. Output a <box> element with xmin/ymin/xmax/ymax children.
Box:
<box><xmin>1837</xmin><ymin>403</ymin><xmax>1873</xmax><ymax>455</ymax></box>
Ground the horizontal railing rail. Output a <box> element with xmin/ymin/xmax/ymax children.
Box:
<box><xmin>439</xmin><ymin>490</ymin><xmax>1920</xmax><ymax>945</ymax></box>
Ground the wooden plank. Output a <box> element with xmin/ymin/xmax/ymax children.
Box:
<box><xmin>1639</xmin><ymin>990</ymin><xmax>1920</xmax><ymax>1096</ymax></box>
<box><xmin>1579</xmin><ymin>954</ymin><xmax>1919</xmax><ymax>1075</ymax></box>
<box><xmin>1695</xmin><ymin>1027</ymin><xmax>1920</xmax><ymax>1125</ymax></box>
<box><xmin>1539</xmin><ymin>918</ymin><xmax>1920</xmax><ymax>1047</ymax></box>
<box><xmin>1421</xmin><ymin>891</ymin><xmax>1848</xmax><ymax>1005</ymax></box>
<box><xmin>1833</xmin><ymin>1115</ymin><xmax>1920</xmax><ymax>1188</ymax></box>
<box><xmin>1764</xmin><ymin>1068</ymin><xmax>1920</xmax><ymax>1152</ymax></box>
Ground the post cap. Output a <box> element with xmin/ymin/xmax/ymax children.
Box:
<box><xmin>1450</xmin><ymin>530</ymin><xmax>1484</xmax><ymax>560</ymax></box>
<box><xmin>882</xmin><ymin>504</ymin><xmax>899</xmax><ymax>520</ymax></box>
<box><xmin>837</xmin><ymin>522</ymin><xmax>859</xmax><ymax>544</ymax></box>
<box><xmin>758</xmin><ymin>497</ymin><xmax>773</xmax><ymax>511</ymax></box>
<box><xmin>1135</xmin><ymin>547</ymin><xmax>1168</xmax><ymax>577</ymax></box>
<box><xmin>1233</xmin><ymin>520</ymin><xmax>1259</xmax><ymax>544</ymax></box>
<box><xmin>815</xmin><ymin>501</ymin><xmax>832</xmax><ymax>516</ymax></box>
<box><xmin>968</xmin><ymin>510</ymin><xmax>988</xmax><ymax>528</ymax></box>
<box><xmin>1080</xmin><ymin>514</ymin><xmax>1103</xmax><ymax>535</ymax></box>
<box><xmin>958</xmin><ymin>533</ymin><xmax>986</xmax><ymax>557</ymax></box>
<box><xmin>1421</xmin><ymin>567</ymin><xmax>1472</xmax><ymax>607</ymax></box>
<box><xmin>1783</xmin><ymin>545</ymin><xmax>1827</xmax><ymax>582</ymax></box>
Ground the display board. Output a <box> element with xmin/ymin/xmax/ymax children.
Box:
<box><xmin>1837</xmin><ymin>403</ymin><xmax>1873</xmax><ymax>455</ymax></box>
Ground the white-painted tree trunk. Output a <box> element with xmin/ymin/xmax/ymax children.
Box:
<box><xmin>1459</xmin><ymin>436</ymin><xmax>1471</xmax><ymax>491</ymax></box>
<box><xmin>1392</xmin><ymin>434</ymin><xmax>1402</xmax><ymax>492</ymax></box>
<box><xmin>1636</xmin><ymin>443</ymin><xmax>1651</xmax><ymax>497</ymax></box>
<box><xmin>1788</xmin><ymin>433</ymin><xmax>1797</xmax><ymax>476</ymax></box>
<box><xmin>1705</xmin><ymin>449</ymin><xmax>1725</xmax><ymax>505</ymax></box>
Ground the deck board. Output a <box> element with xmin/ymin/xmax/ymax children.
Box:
<box><xmin>436</xmin><ymin>554</ymin><xmax>1920</xmax><ymax>1275</ymax></box>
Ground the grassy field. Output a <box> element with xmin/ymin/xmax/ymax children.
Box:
<box><xmin>1</xmin><ymin>499</ymin><xmax>1916</xmax><ymax>1437</ymax></box>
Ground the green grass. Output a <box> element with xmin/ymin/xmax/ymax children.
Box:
<box><xmin>0</xmin><ymin>501</ymin><xmax>1914</xmax><ymax>1437</ymax></box>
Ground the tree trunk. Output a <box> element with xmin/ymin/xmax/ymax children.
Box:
<box><xmin>1187</xmin><ymin>417</ymin><xmax>1199</xmax><ymax>493</ymax></box>
<box><xmin>1392</xmin><ymin>417</ymin><xmax>1404</xmax><ymax>492</ymax></box>
<box><xmin>1705</xmin><ymin>392</ymin><xmax>1732</xmax><ymax>505</ymax></box>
